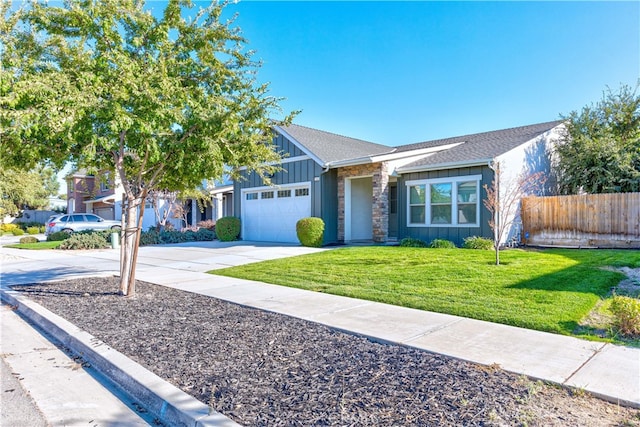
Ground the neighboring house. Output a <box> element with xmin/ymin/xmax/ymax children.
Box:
<box><xmin>66</xmin><ymin>170</ymin><xmax>117</xmax><ymax>219</ymax></box>
<box><xmin>234</xmin><ymin>120</ymin><xmax>565</xmax><ymax>245</ymax></box>
<box><xmin>66</xmin><ymin>170</ymin><xmax>183</xmax><ymax>230</ymax></box>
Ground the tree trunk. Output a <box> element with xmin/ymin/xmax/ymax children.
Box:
<box><xmin>119</xmin><ymin>196</ymin><xmax>145</xmax><ymax>297</ymax></box>
<box><xmin>495</xmin><ymin>245</ymin><xmax>500</xmax><ymax>266</ymax></box>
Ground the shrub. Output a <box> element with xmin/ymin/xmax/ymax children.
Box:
<box><xmin>462</xmin><ymin>236</ymin><xmax>493</xmax><ymax>250</ymax></box>
<box><xmin>26</xmin><ymin>226</ymin><xmax>40</xmax><ymax>235</ymax></box>
<box><xmin>216</xmin><ymin>216</ymin><xmax>240</xmax><ymax>242</ymax></box>
<box><xmin>47</xmin><ymin>231</ymin><xmax>71</xmax><ymax>242</ymax></box>
<box><xmin>140</xmin><ymin>229</ymin><xmax>161</xmax><ymax>246</ymax></box>
<box><xmin>1</xmin><ymin>223</ymin><xmax>19</xmax><ymax>233</ymax></box>
<box><xmin>399</xmin><ymin>237</ymin><xmax>428</xmax><ymax>248</ymax></box>
<box><xmin>196</xmin><ymin>219</ymin><xmax>216</xmax><ymax>230</ymax></box>
<box><xmin>19</xmin><ymin>221</ymin><xmax>44</xmax><ymax>230</ymax></box>
<box><xmin>12</xmin><ymin>228</ymin><xmax>25</xmax><ymax>236</ymax></box>
<box><xmin>159</xmin><ymin>230</ymin><xmax>192</xmax><ymax>244</ymax></box>
<box><xmin>59</xmin><ymin>231</ymin><xmax>110</xmax><ymax>250</ymax></box>
<box><xmin>19</xmin><ymin>236</ymin><xmax>39</xmax><ymax>244</ymax></box>
<box><xmin>296</xmin><ymin>217</ymin><xmax>324</xmax><ymax>247</ymax></box>
<box><xmin>610</xmin><ymin>296</ymin><xmax>640</xmax><ymax>337</ymax></box>
<box><xmin>194</xmin><ymin>228</ymin><xmax>216</xmax><ymax>241</ymax></box>
<box><xmin>429</xmin><ymin>239</ymin><xmax>456</xmax><ymax>249</ymax></box>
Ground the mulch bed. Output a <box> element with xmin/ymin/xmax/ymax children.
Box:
<box><xmin>10</xmin><ymin>277</ymin><xmax>640</xmax><ymax>426</ymax></box>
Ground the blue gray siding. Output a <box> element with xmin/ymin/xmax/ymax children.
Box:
<box><xmin>397</xmin><ymin>166</ymin><xmax>494</xmax><ymax>246</ymax></box>
<box><xmin>233</xmin><ymin>132</ymin><xmax>339</xmax><ymax>244</ymax></box>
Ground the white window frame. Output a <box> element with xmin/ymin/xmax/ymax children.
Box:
<box><xmin>406</xmin><ymin>175</ymin><xmax>481</xmax><ymax>228</ymax></box>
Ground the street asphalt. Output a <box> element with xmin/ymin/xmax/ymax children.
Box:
<box><xmin>1</xmin><ymin>240</ymin><xmax>639</xmax><ymax>426</ymax></box>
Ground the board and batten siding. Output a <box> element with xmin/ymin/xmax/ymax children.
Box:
<box><xmin>397</xmin><ymin>166</ymin><xmax>493</xmax><ymax>246</ymax></box>
<box><xmin>233</xmin><ymin>132</ymin><xmax>339</xmax><ymax>243</ymax></box>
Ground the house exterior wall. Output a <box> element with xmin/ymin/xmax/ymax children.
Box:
<box><xmin>494</xmin><ymin>126</ymin><xmax>561</xmax><ymax>245</ymax></box>
<box><xmin>397</xmin><ymin>165</ymin><xmax>493</xmax><ymax>246</ymax></box>
<box><xmin>67</xmin><ymin>175</ymin><xmax>96</xmax><ymax>214</ymax></box>
<box><xmin>233</xmin><ymin>133</ymin><xmax>334</xmax><ymax>242</ymax></box>
<box><xmin>336</xmin><ymin>162</ymin><xmax>389</xmax><ymax>243</ymax></box>
<box><xmin>320</xmin><ymin>169</ymin><xmax>338</xmax><ymax>244</ymax></box>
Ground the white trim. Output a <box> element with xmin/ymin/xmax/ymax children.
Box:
<box><xmin>369</xmin><ymin>142</ymin><xmax>464</xmax><ymax>163</ymax></box>
<box><xmin>209</xmin><ymin>184</ymin><xmax>233</xmax><ymax>195</ymax></box>
<box><xmin>236</xmin><ymin>154</ymin><xmax>312</xmax><ymax>171</ymax></box>
<box><xmin>84</xmin><ymin>194</ymin><xmax>116</xmax><ymax>205</ymax></box>
<box><xmin>397</xmin><ymin>159</ymin><xmax>492</xmax><ymax>174</ymax></box>
<box><xmin>343</xmin><ymin>174</ymin><xmax>373</xmax><ymax>241</ymax></box>
<box><xmin>406</xmin><ymin>175</ymin><xmax>482</xmax><ymax>228</ymax></box>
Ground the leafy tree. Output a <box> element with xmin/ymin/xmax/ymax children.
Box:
<box><xmin>0</xmin><ymin>166</ymin><xmax>60</xmax><ymax>218</ymax></box>
<box><xmin>1</xmin><ymin>0</ymin><xmax>291</xmax><ymax>296</ymax></box>
<box><xmin>556</xmin><ymin>83</ymin><xmax>640</xmax><ymax>194</ymax></box>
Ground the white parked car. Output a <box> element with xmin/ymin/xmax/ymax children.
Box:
<box><xmin>46</xmin><ymin>213</ymin><xmax>121</xmax><ymax>235</ymax></box>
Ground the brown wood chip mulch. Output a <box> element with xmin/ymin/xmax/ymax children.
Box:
<box><xmin>10</xmin><ymin>277</ymin><xmax>639</xmax><ymax>427</ymax></box>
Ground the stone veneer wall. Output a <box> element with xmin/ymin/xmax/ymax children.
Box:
<box><xmin>337</xmin><ymin>162</ymin><xmax>389</xmax><ymax>243</ymax></box>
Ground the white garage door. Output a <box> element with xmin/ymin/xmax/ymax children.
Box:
<box><xmin>242</xmin><ymin>184</ymin><xmax>312</xmax><ymax>243</ymax></box>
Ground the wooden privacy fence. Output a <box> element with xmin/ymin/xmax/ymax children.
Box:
<box><xmin>521</xmin><ymin>193</ymin><xmax>640</xmax><ymax>248</ymax></box>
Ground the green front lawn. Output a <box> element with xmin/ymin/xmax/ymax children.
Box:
<box><xmin>212</xmin><ymin>247</ymin><xmax>640</xmax><ymax>340</ymax></box>
<box><xmin>4</xmin><ymin>241</ymin><xmax>62</xmax><ymax>250</ymax></box>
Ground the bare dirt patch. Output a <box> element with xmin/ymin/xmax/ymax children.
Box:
<box><xmin>11</xmin><ymin>277</ymin><xmax>640</xmax><ymax>426</ymax></box>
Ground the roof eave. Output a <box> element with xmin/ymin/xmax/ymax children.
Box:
<box><xmin>272</xmin><ymin>125</ymin><xmax>327</xmax><ymax>167</ymax></box>
<box><xmin>396</xmin><ymin>158</ymin><xmax>493</xmax><ymax>174</ymax></box>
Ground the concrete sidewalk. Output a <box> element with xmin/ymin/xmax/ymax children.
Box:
<box><xmin>1</xmin><ymin>242</ymin><xmax>639</xmax><ymax>425</ymax></box>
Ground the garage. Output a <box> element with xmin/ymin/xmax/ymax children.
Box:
<box><xmin>241</xmin><ymin>183</ymin><xmax>312</xmax><ymax>243</ymax></box>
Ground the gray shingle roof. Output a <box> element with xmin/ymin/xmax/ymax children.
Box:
<box><xmin>276</xmin><ymin>124</ymin><xmax>393</xmax><ymax>165</ymax></box>
<box><xmin>396</xmin><ymin>120</ymin><xmax>564</xmax><ymax>170</ymax></box>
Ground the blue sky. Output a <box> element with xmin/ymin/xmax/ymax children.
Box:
<box><xmin>203</xmin><ymin>1</ymin><xmax>639</xmax><ymax>146</ymax></box>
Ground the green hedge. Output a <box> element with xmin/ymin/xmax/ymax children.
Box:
<box><xmin>429</xmin><ymin>239</ymin><xmax>456</xmax><ymax>249</ymax></box>
<box><xmin>215</xmin><ymin>217</ymin><xmax>240</xmax><ymax>242</ymax></box>
<box><xmin>59</xmin><ymin>230</ymin><xmax>110</xmax><ymax>250</ymax></box>
<box><xmin>462</xmin><ymin>236</ymin><xmax>493</xmax><ymax>250</ymax></box>
<box><xmin>139</xmin><ymin>228</ymin><xmax>217</xmax><ymax>246</ymax></box>
<box><xmin>19</xmin><ymin>236</ymin><xmax>39</xmax><ymax>244</ymax></box>
<box><xmin>296</xmin><ymin>217</ymin><xmax>324</xmax><ymax>247</ymax></box>
<box><xmin>399</xmin><ymin>237</ymin><xmax>428</xmax><ymax>248</ymax></box>
<box><xmin>47</xmin><ymin>231</ymin><xmax>71</xmax><ymax>242</ymax></box>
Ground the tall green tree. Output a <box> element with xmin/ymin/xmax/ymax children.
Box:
<box><xmin>0</xmin><ymin>166</ymin><xmax>60</xmax><ymax>218</ymax></box>
<box><xmin>1</xmin><ymin>0</ymin><xmax>291</xmax><ymax>296</ymax></box>
<box><xmin>556</xmin><ymin>83</ymin><xmax>640</xmax><ymax>194</ymax></box>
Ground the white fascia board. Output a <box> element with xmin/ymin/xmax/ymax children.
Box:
<box><xmin>371</xmin><ymin>142</ymin><xmax>465</xmax><ymax>163</ymax></box>
<box><xmin>396</xmin><ymin>158</ymin><xmax>493</xmax><ymax>174</ymax></box>
<box><xmin>272</xmin><ymin>125</ymin><xmax>326</xmax><ymax>167</ymax></box>
<box><xmin>236</xmin><ymin>154</ymin><xmax>311</xmax><ymax>171</ymax></box>
<box><xmin>84</xmin><ymin>194</ymin><xmax>117</xmax><ymax>205</ymax></box>
<box><xmin>209</xmin><ymin>185</ymin><xmax>233</xmax><ymax>195</ymax></box>
<box><xmin>325</xmin><ymin>142</ymin><xmax>465</xmax><ymax>169</ymax></box>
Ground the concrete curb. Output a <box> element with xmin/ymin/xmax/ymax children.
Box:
<box><xmin>1</xmin><ymin>289</ymin><xmax>241</xmax><ymax>427</ymax></box>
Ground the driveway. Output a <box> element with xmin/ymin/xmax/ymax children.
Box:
<box><xmin>0</xmin><ymin>241</ymin><xmax>328</xmax><ymax>288</ymax></box>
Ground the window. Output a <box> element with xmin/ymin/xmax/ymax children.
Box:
<box><xmin>246</xmin><ymin>193</ymin><xmax>258</xmax><ymax>201</ymax></box>
<box><xmin>457</xmin><ymin>181</ymin><xmax>477</xmax><ymax>224</ymax></box>
<box><xmin>295</xmin><ymin>188</ymin><xmax>309</xmax><ymax>197</ymax></box>
<box><xmin>430</xmin><ymin>183</ymin><xmax>452</xmax><ymax>224</ymax></box>
<box><xmin>407</xmin><ymin>176</ymin><xmax>480</xmax><ymax>227</ymax></box>
<box><xmin>100</xmin><ymin>174</ymin><xmax>110</xmax><ymax>192</ymax></box>
<box><xmin>261</xmin><ymin>191</ymin><xmax>274</xmax><ymax>199</ymax></box>
<box><xmin>409</xmin><ymin>185</ymin><xmax>426</xmax><ymax>224</ymax></box>
<box><xmin>277</xmin><ymin>190</ymin><xmax>291</xmax><ymax>198</ymax></box>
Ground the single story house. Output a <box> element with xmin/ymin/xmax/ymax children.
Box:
<box><xmin>234</xmin><ymin>120</ymin><xmax>565</xmax><ymax>246</ymax></box>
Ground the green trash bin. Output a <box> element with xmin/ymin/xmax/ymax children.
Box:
<box><xmin>110</xmin><ymin>231</ymin><xmax>120</xmax><ymax>249</ymax></box>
